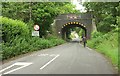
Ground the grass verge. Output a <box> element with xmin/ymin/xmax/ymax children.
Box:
<box><xmin>87</xmin><ymin>31</ymin><xmax>118</xmax><ymax>71</ymax></box>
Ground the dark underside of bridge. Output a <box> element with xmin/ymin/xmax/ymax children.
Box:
<box><xmin>61</xmin><ymin>23</ymin><xmax>87</xmax><ymax>40</ymax></box>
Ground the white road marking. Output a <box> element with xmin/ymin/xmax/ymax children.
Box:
<box><xmin>49</xmin><ymin>54</ymin><xmax>57</xmax><ymax>57</ymax></box>
<box><xmin>30</xmin><ymin>54</ymin><xmax>36</xmax><ymax>56</ymax></box>
<box><xmin>0</xmin><ymin>62</ymin><xmax>32</xmax><ymax>75</ymax></box>
<box><xmin>38</xmin><ymin>54</ymin><xmax>48</xmax><ymax>56</ymax></box>
<box><xmin>86</xmin><ymin>47</ymin><xmax>92</xmax><ymax>50</ymax></box>
<box><xmin>40</xmin><ymin>54</ymin><xmax>60</xmax><ymax>70</ymax></box>
<box><xmin>0</xmin><ymin>64</ymin><xmax>15</xmax><ymax>73</ymax></box>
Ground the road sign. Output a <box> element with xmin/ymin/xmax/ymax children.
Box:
<box><xmin>34</xmin><ymin>25</ymin><xmax>40</xmax><ymax>31</ymax></box>
<box><xmin>32</xmin><ymin>31</ymin><xmax>39</xmax><ymax>36</ymax></box>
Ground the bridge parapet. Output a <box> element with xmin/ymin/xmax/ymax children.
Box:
<box><xmin>56</xmin><ymin>12</ymin><xmax>93</xmax><ymax>20</ymax></box>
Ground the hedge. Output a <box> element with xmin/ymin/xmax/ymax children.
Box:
<box><xmin>1</xmin><ymin>17</ymin><xmax>65</xmax><ymax>60</ymax></box>
<box><xmin>0</xmin><ymin>16</ymin><xmax>29</xmax><ymax>42</ymax></box>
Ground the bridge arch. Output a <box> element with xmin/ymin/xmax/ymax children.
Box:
<box><xmin>53</xmin><ymin>13</ymin><xmax>94</xmax><ymax>39</ymax></box>
<box><xmin>61</xmin><ymin>22</ymin><xmax>87</xmax><ymax>40</ymax></box>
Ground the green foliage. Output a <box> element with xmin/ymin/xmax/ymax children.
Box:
<box><xmin>83</xmin><ymin>2</ymin><xmax>119</xmax><ymax>33</ymax></box>
<box><xmin>87</xmin><ymin>31</ymin><xmax>118</xmax><ymax>69</ymax></box>
<box><xmin>46</xmin><ymin>35</ymin><xmax>65</xmax><ymax>46</ymax></box>
<box><xmin>2</xmin><ymin>2</ymin><xmax>30</xmax><ymax>22</ymax></box>
<box><xmin>1</xmin><ymin>17</ymin><xmax>65</xmax><ymax>60</ymax></box>
<box><xmin>83</xmin><ymin>2</ymin><xmax>119</xmax><ymax>71</ymax></box>
<box><xmin>2</xmin><ymin>2</ymin><xmax>79</xmax><ymax>37</ymax></box>
<box><xmin>117</xmin><ymin>16</ymin><xmax>120</xmax><ymax>27</ymax></box>
<box><xmin>97</xmin><ymin>15</ymin><xmax>116</xmax><ymax>33</ymax></box>
<box><xmin>1</xmin><ymin>16</ymin><xmax>29</xmax><ymax>42</ymax></box>
<box><xmin>2</xmin><ymin>36</ymin><xmax>65</xmax><ymax>60</ymax></box>
<box><xmin>27</xmin><ymin>20</ymin><xmax>34</xmax><ymax>36</ymax></box>
<box><xmin>32</xmin><ymin>2</ymin><xmax>79</xmax><ymax>37</ymax></box>
<box><xmin>91</xmin><ymin>31</ymin><xmax>103</xmax><ymax>38</ymax></box>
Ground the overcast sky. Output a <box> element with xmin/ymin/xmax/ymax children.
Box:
<box><xmin>72</xmin><ymin>0</ymin><xmax>86</xmax><ymax>12</ymax></box>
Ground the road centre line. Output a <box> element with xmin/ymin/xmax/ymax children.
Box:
<box><xmin>40</xmin><ymin>55</ymin><xmax>60</xmax><ymax>70</ymax></box>
<box><xmin>0</xmin><ymin>62</ymin><xmax>32</xmax><ymax>75</ymax></box>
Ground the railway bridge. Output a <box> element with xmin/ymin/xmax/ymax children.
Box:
<box><xmin>53</xmin><ymin>12</ymin><xmax>95</xmax><ymax>40</ymax></box>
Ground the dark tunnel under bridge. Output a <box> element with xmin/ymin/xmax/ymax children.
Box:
<box><xmin>61</xmin><ymin>22</ymin><xmax>87</xmax><ymax>40</ymax></box>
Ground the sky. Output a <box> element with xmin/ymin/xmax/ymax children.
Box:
<box><xmin>72</xmin><ymin>0</ymin><xmax>86</xmax><ymax>12</ymax></box>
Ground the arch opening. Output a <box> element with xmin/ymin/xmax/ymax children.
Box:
<box><xmin>61</xmin><ymin>22</ymin><xmax>87</xmax><ymax>41</ymax></box>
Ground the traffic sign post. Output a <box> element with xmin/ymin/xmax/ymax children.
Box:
<box><xmin>32</xmin><ymin>31</ymin><xmax>39</xmax><ymax>36</ymax></box>
<box><xmin>34</xmin><ymin>24</ymin><xmax>40</xmax><ymax>31</ymax></box>
<box><xmin>32</xmin><ymin>24</ymin><xmax>40</xmax><ymax>36</ymax></box>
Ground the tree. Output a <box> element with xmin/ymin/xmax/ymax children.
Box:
<box><xmin>83</xmin><ymin>2</ymin><xmax>119</xmax><ymax>33</ymax></box>
<box><xmin>2</xmin><ymin>2</ymin><xmax>79</xmax><ymax>37</ymax></box>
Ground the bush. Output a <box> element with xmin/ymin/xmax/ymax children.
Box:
<box><xmin>117</xmin><ymin>16</ymin><xmax>120</xmax><ymax>27</ymax></box>
<box><xmin>91</xmin><ymin>31</ymin><xmax>103</xmax><ymax>38</ymax></box>
<box><xmin>97</xmin><ymin>15</ymin><xmax>116</xmax><ymax>33</ymax></box>
<box><xmin>0</xmin><ymin>16</ymin><xmax>29</xmax><ymax>42</ymax></box>
<box><xmin>1</xmin><ymin>17</ymin><xmax>65</xmax><ymax>60</ymax></box>
<box><xmin>87</xmin><ymin>31</ymin><xmax>118</xmax><ymax>69</ymax></box>
<box><xmin>2</xmin><ymin>36</ymin><xmax>65</xmax><ymax>60</ymax></box>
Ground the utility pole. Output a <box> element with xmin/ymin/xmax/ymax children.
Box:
<box><xmin>29</xmin><ymin>2</ymin><xmax>32</xmax><ymax>21</ymax></box>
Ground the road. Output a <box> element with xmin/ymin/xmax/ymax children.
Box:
<box><xmin>0</xmin><ymin>43</ymin><xmax>117</xmax><ymax>75</ymax></box>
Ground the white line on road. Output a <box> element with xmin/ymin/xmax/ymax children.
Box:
<box><xmin>40</xmin><ymin>55</ymin><xmax>60</xmax><ymax>70</ymax></box>
<box><xmin>0</xmin><ymin>64</ymin><xmax>15</xmax><ymax>73</ymax></box>
<box><xmin>38</xmin><ymin>54</ymin><xmax>48</xmax><ymax>56</ymax></box>
<box><xmin>86</xmin><ymin>47</ymin><xmax>92</xmax><ymax>50</ymax></box>
<box><xmin>0</xmin><ymin>62</ymin><xmax>32</xmax><ymax>75</ymax></box>
<box><xmin>49</xmin><ymin>54</ymin><xmax>57</xmax><ymax>57</ymax></box>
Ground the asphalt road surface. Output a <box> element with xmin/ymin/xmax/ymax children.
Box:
<box><xmin>0</xmin><ymin>43</ymin><xmax>117</xmax><ymax>75</ymax></box>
